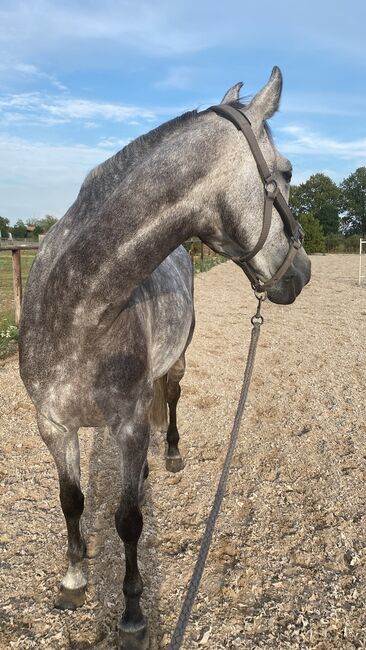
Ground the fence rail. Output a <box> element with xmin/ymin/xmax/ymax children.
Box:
<box><xmin>1</xmin><ymin>239</ymin><xmax>216</xmax><ymax>326</ymax></box>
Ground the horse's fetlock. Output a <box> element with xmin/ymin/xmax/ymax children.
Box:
<box><xmin>123</xmin><ymin>575</ymin><xmax>143</xmax><ymax>599</ymax></box>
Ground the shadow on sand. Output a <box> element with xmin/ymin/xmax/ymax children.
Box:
<box><xmin>79</xmin><ymin>426</ymin><xmax>163</xmax><ymax>649</ymax></box>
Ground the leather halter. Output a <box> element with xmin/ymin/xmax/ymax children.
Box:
<box><xmin>209</xmin><ymin>104</ymin><xmax>304</xmax><ymax>292</ymax></box>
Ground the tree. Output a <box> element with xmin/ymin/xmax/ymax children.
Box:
<box><xmin>298</xmin><ymin>213</ymin><xmax>325</xmax><ymax>254</ymax></box>
<box><xmin>7</xmin><ymin>215</ymin><xmax>58</xmax><ymax>240</ymax></box>
<box><xmin>11</xmin><ymin>219</ymin><xmax>26</xmax><ymax>239</ymax></box>
<box><xmin>339</xmin><ymin>167</ymin><xmax>366</xmax><ymax>236</ymax></box>
<box><xmin>32</xmin><ymin>215</ymin><xmax>58</xmax><ymax>238</ymax></box>
<box><xmin>290</xmin><ymin>173</ymin><xmax>341</xmax><ymax>235</ymax></box>
<box><xmin>0</xmin><ymin>216</ymin><xmax>10</xmax><ymax>238</ymax></box>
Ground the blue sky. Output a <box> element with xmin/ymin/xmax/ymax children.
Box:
<box><xmin>0</xmin><ymin>0</ymin><xmax>365</xmax><ymax>224</ymax></box>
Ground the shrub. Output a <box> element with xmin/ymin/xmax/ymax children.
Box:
<box><xmin>0</xmin><ymin>318</ymin><xmax>18</xmax><ymax>357</ymax></box>
<box><xmin>298</xmin><ymin>213</ymin><xmax>325</xmax><ymax>254</ymax></box>
<box><xmin>344</xmin><ymin>234</ymin><xmax>361</xmax><ymax>253</ymax></box>
<box><xmin>325</xmin><ymin>232</ymin><xmax>345</xmax><ymax>253</ymax></box>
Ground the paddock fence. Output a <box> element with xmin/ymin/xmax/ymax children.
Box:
<box><xmin>1</xmin><ymin>237</ymin><xmax>217</xmax><ymax>326</ymax></box>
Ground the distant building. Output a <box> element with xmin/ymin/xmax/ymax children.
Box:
<box><xmin>25</xmin><ymin>225</ymin><xmax>35</xmax><ymax>238</ymax></box>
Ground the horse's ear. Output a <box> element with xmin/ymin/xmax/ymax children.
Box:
<box><xmin>247</xmin><ymin>67</ymin><xmax>283</xmax><ymax>121</ymax></box>
<box><xmin>220</xmin><ymin>82</ymin><xmax>243</xmax><ymax>104</ymax></box>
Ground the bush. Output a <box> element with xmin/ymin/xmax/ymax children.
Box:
<box><xmin>325</xmin><ymin>232</ymin><xmax>345</xmax><ymax>253</ymax></box>
<box><xmin>344</xmin><ymin>234</ymin><xmax>360</xmax><ymax>253</ymax></box>
<box><xmin>298</xmin><ymin>213</ymin><xmax>325</xmax><ymax>254</ymax></box>
<box><xmin>0</xmin><ymin>318</ymin><xmax>18</xmax><ymax>358</ymax></box>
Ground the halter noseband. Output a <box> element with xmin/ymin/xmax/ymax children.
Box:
<box><xmin>209</xmin><ymin>104</ymin><xmax>304</xmax><ymax>292</ymax></box>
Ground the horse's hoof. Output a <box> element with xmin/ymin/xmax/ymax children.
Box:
<box><xmin>165</xmin><ymin>455</ymin><xmax>184</xmax><ymax>473</ymax></box>
<box><xmin>118</xmin><ymin>619</ymin><xmax>149</xmax><ymax>650</ymax></box>
<box><xmin>54</xmin><ymin>585</ymin><xmax>86</xmax><ymax>610</ymax></box>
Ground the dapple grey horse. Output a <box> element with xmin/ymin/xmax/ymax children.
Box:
<box><xmin>19</xmin><ymin>67</ymin><xmax>311</xmax><ymax>649</ymax></box>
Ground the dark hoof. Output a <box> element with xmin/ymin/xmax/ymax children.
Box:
<box><xmin>118</xmin><ymin>620</ymin><xmax>149</xmax><ymax>650</ymax></box>
<box><xmin>54</xmin><ymin>585</ymin><xmax>86</xmax><ymax>610</ymax></box>
<box><xmin>165</xmin><ymin>455</ymin><xmax>184</xmax><ymax>473</ymax></box>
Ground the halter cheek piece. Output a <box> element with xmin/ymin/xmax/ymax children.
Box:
<box><xmin>209</xmin><ymin>104</ymin><xmax>304</xmax><ymax>293</ymax></box>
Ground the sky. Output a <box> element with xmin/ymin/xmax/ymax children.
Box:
<box><xmin>0</xmin><ymin>0</ymin><xmax>365</xmax><ymax>224</ymax></box>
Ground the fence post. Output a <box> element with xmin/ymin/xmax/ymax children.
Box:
<box><xmin>12</xmin><ymin>250</ymin><xmax>22</xmax><ymax>326</ymax></box>
<box><xmin>189</xmin><ymin>240</ymin><xmax>195</xmax><ymax>266</ymax></box>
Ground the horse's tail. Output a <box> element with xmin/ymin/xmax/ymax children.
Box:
<box><xmin>150</xmin><ymin>375</ymin><xmax>168</xmax><ymax>431</ymax></box>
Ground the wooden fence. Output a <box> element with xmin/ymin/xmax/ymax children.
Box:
<box><xmin>1</xmin><ymin>238</ymin><xmax>214</xmax><ymax>326</ymax></box>
<box><xmin>185</xmin><ymin>238</ymin><xmax>214</xmax><ymax>263</ymax></box>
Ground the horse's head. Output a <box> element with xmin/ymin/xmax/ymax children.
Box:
<box><xmin>200</xmin><ymin>67</ymin><xmax>311</xmax><ymax>304</ymax></box>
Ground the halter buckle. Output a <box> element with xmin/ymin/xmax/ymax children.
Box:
<box><xmin>264</xmin><ymin>178</ymin><xmax>278</xmax><ymax>200</ymax></box>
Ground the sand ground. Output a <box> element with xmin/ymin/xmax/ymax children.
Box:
<box><xmin>0</xmin><ymin>254</ymin><xmax>365</xmax><ymax>649</ymax></box>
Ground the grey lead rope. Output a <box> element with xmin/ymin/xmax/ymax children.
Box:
<box><xmin>167</xmin><ymin>295</ymin><xmax>265</xmax><ymax>650</ymax></box>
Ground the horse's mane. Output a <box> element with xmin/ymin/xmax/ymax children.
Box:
<box><xmin>77</xmin><ymin>99</ymin><xmax>273</xmax><ymax>206</ymax></box>
<box><xmin>80</xmin><ymin>109</ymin><xmax>198</xmax><ymax>198</ymax></box>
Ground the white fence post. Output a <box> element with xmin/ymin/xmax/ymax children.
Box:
<box><xmin>359</xmin><ymin>238</ymin><xmax>366</xmax><ymax>286</ymax></box>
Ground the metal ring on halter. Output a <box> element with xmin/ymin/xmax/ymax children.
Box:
<box><xmin>264</xmin><ymin>178</ymin><xmax>278</xmax><ymax>199</ymax></box>
<box><xmin>253</xmin><ymin>289</ymin><xmax>267</xmax><ymax>302</ymax></box>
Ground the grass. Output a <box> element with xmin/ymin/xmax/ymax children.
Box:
<box><xmin>193</xmin><ymin>254</ymin><xmax>226</xmax><ymax>274</ymax></box>
<box><xmin>0</xmin><ymin>250</ymin><xmax>37</xmax><ymax>358</ymax></box>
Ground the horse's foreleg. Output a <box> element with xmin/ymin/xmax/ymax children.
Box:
<box><xmin>165</xmin><ymin>355</ymin><xmax>185</xmax><ymax>473</ymax></box>
<box><xmin>37</xmin><ymin>413</ymin><xmax>87</xmax><ymax>610</ymax></box>
<box><xmin>110</xmin><ymin>410</ymin><xmax>150</xmax><ymax>650</ymax></box>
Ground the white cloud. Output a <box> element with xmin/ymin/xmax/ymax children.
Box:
<box><xmin>15</xmin><ymin>62</ymin><xmax>68</xmax><ymax>91</ymax></box>
<box><xmin>43</xmin><ymin>98</ymin><xmax>156</xmax><ymax>122</ymax></box>
<box><xmin>0</xmin><ymin>61</ymin><xmax>68</xmax><ymax>91</ymax></box>
<box><xmin>0</xmin><ymin>91</ymin><xmax>156</xmax><ymax>126</ymax></box>
<box><xmin>282</xmin><ymin>91</ymin><xmax>366</xmax><ymax>118</ymax></box>
<box><xmin>0</xmin><ymin>134</ymin><xmax>116</xmax><ymax>221</ymax></box>
<box><xmin>97</xmin><ymin>136</ymin><xmax>129</xmax><ymax>149</ymax></box>
<box><xmin>0</xmin><ymin>1</ymin><xmax>230</xmax><ymax>58</ymax></box>
<box><xmin>155</xmin><ymin>66</ymin><xmax>195</xmax><ymax>90</ymax></box>
<box><xmin>0</xmin><ymin>0</ymin><xmax>364</xmax><ymax>66</ymax></box>
<box><xmin>278</xmin><ymin>125</ymin><xmax>366</xmax><ymax>161</ymax></box>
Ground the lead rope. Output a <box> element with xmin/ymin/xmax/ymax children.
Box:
<box><xmin>167</xmin><ymin>293</ymin><xmax>266</xmax><ymax>650</ymax></box>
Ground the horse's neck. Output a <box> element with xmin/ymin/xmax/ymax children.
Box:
<box><xmin>87</xmin><ymin>119</ymin><xmax>216</xmax><ymax>307</ymax></box>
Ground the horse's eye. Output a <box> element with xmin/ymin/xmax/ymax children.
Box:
<box><xmin>282</xmin><ymin>169</ymin><xmax>292</xmax><ymax>183</ymax></box>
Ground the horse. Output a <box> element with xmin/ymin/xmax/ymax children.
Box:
<box><xmin>19</xmin><ymin>66</ymin><xmax>311</xmax><ymax>649</ymax></box>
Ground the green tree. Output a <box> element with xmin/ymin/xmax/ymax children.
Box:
<box><xmin>339</xmin><ymin>167</ymin><xmax>366</xmax><ymax>236</ymax></box>
<box><xmin>0</xmin><ymin>216</ymin><xmax>10</xmax><ymax>238</ymax></box>
<box><xmin>32</xmin><ymin>214</ymin><xmax>58</xmax><ymax>238</ymax></box>
<box><xmin>298</xmin><ymin>213</ymin><xmax>325</xmax><ymax>254</ymax></box>
<box><xmin>11</xmin><ymin>219</ymin><xmax>26</xmax><ymax>239</ymax></box>
<box><xmin>290</xmin><ymin>173</ymin><xmax>340</xmax><ymax>235</ymax></box>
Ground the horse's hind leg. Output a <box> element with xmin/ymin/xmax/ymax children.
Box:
<box><xmin>101</xmin><ymin>399</ymin><xmax>150</xmax><ymax>650</ymax></box>
<box><xmin>165</xmin><ymin>354</ymin><xmax>185</xmax><ymax>473</ymax></box>
<box><xmin>37</xmin><ymin>413</ymin><xmax>87</xmax><ymax>610</ymax></box>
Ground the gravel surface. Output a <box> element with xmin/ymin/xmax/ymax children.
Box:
<box><xmin>1</xmin><ymin>254</ymin><xmax>365</xmax><ymax>649</ymax></box>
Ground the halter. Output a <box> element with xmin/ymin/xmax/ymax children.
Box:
<box><xmin>209</xmin><ymin>104</ymin><xmax>304</xmax><ymax>292</ymax></box>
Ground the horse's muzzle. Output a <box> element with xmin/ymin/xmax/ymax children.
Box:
<box><xmin>267</xmin><ymin>254</ymin><xmax>311</xmax><ymax>305</ymax></box>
